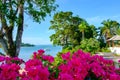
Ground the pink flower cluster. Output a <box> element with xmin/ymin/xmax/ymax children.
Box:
<box><xmin>20</xmin><ymin>49</ymin><xmax>54</xmax><ymax>80</ymax></box>
<box><xmin>0</xmin><ymin>63</ymin><xmax>20</xmax><ymax>80</ymax></box>
<box><xmin>58</xmin><ymin>51</ymin><xmax>90</xmax><ymax>80</ymax></box>
<box><xmin>20</xmin><ymin>59</ymin><xmax>50</xmax><ymax>80</ymax></box>
<box><xmin>33</xmin><ymin>50</ymin><xmax>54</xmax><ymax>63</ymax></box>
<box><xmin>0</xmin><ymin>56</ymin><xmax>21</xmax><ymax>80</ymax></box>
<box><xmin>0</xmin><ymin>56</ymin><xmax>24</xmax><ymax>64</ymax></box>
<box><xmin>0</xmin><ymin>49</ymin><xmax>120</xmax><ymax>80</ymax></box>
<box><xmin>57</xmin><ymin>50</ymin><xmax>120</xmax><ymax>80</ymax></box>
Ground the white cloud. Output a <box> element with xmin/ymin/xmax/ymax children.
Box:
<box><xmin>86</xmin><ymin>15</ymin><xmax>120</xmax><ymax>26</ymax></box>
<box><xmin>86</xmin><ymin>16</ymin><xmax>103</xmax><ymax>24</ymax></box>
<box><xmin>22</xmin><ymin>37</ymin><xmax>52</xmax><ymax>45</ymax></box>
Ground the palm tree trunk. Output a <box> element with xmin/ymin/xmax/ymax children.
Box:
<box><xmin>82</xmin><ymin>31</ymin><xmax>85</xmax><ymax>40</ymax></box>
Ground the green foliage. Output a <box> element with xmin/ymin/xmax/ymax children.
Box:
<box><xmin>61</xmin><ymin>46</ymin><xmax>73</xmax><ymax>53</ymax></box>
<box><xmin>25</xmin><ymin>0</ymin><xmax>58</xmax><ymax>23</ymax></box>
<box><xmin>88</xmin><ymin>25</ymin><xmax>98</xmax><ymax>38</ymax></box>
<box><xmin>49</xmin><ymin>11</ymin><xmax>98</xmax><ymax>49</ymax></box>
<box><xmin>49</xmin><ymin>11</ymin><xmax>84</xmax><ymax>48</ymax></box>
<box><xmin>53</xmin><ymin>55</ymin><xmax>63</xmax><ymax>66</ymax></box>
<box><xmin>80</xmin><ymin>38</ymin><xmax>100</xmax><ymax>54</ymax></box>
<box><xmin>98</xmin><ymin>36</ymin><xmax>106</xmax><ymax>48</ymax></box>
<box><xmin>99</xmin><ymin>47</ymin><xmax>111</xmax><ymax>52</ymax></box>
<box><xmin>56</xmin><ymin>38</ymin><xmax>100</xmax><ymax>56</ymax></box>
<box><xmin>53</xmin><ymin>46</ymin><xmax>74</xmax><ymax>66</ymax></box>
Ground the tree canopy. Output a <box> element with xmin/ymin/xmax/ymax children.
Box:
<box><xmin>99</xmin><ymin>19</ymin><xmax>120</xmax><ymax>40</ymax></box>
<box><xmin>98</xmin><ymin>19</ymin><xmax>120</xmax><ymax>47</ymax></box>
<box><xmin>49</xmin><ymin>11</ymin><xmax>97</xmax><ymax>49</ymax></box>
<box><xmin>49</xmin><ymin>11</ymin><xmax>84</xmax><ymax>48</ymax></box>
<box><xmin>0</xmin><ymin>0</ymin><xmax>57</xmax><ymax>57</ymax></box>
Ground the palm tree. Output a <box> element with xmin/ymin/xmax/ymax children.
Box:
<box><xmin>78</xmin><ymin>21</ymin><xmax>88</xmax><ymax>40</ymax></box>
<box><xmin>89</xmin><ymin>25</ymin><xmax>98</xmax><ymax>38</ymax></box>
<box><xmin>110</xmin><ymin>20</ymin><xmax>120</xmax><ymax>35</ymax></box>
<box><xmin>100</xmin><ymin>19</ymin><xmax>120</xmax><ymax>41</ymax></box>
<box><xmin>101</xmin><ymin>20</ymin><xmax>112</xmax><ymax>40</ymax></box>
<box><xmin>116</xmin><ymin>28</ymin><xmax>120</xmax><ymax>35</ymax></box>
<box><xmin>99</xmin><ymin>19</ymin><xmax>120</xmax><ymax>48</ymax></box>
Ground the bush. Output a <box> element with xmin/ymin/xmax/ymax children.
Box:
<box><xmin>0</xmin><ymin>49</ymin><xmax>120</xmax><ymax>80</ymax></box>
<box><xmin>80</xmin><ymin>38</ymin><xmax>100</xmax><ymax>54</ymax></box>
<box><xmin>99</xmin><ymin>47</ymin><xmax>111</xmax><ymax>52</ymax></box>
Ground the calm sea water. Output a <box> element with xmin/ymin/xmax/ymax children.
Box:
<box><xmin>19</xmin><ymin>45</ymin><xmax>62</xmax><ymax>61</ymax></box>
<box><xmin>0</xmin><ymin>45</ymin><xmax>62</xmax><ymax>61</ymax></box>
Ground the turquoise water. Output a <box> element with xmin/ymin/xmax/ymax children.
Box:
<box><xmin>19</xmin><ymin>45</ymin><xmax>62</xmax><ymax>61</ymax></box>
<box><xmin>0</xmin><ymin>45</ymin><xmax>62</xmax><ymax>61</ymax></box>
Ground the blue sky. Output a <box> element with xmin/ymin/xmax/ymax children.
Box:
<box><xmin>21</xmin><ymin>0</ymin><xmax>120</xmax><ymax>45</ymax></box>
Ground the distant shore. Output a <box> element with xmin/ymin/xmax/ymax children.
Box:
<box><xmin>21</xmin><ymin>43</ymin><xmax>35</xmax><ymax>47</ymax></box>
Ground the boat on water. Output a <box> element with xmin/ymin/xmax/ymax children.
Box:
<box><xmin>44</xmin><ymin>48</ymin><xmax>50</xmax><ymax>51</ymax></box>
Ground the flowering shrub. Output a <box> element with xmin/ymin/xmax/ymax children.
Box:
<box><xmin>53</xmin><ymin>50</ymin><xmax>120</xmax><ymax>80</ymax></box>
<box><xmin>20</xmin><ymin>49</ymin><xmax>54</xmax><ymax>80</ymax></box>
<box><xmin>0</xmin><ymin>63</ymin><xmax>20</xmax><ymax>80</ymax></box>
<box><xmin>0</xmin><ymin>56</ymin><xmax>24</xmax><ymax>65</ymax></box>
<box><xmin>21</xmin><ymin>59</ymin><xmax>50</xmax><ymax>80</ymax></box>
<box><xmin>0</xmin><ymin>56</ymin><xmax>22</xmax><ymax>80</ymax></box>
<box><xmin>0</xmin><ymin>49</ymin><xmax>120</xmax><ymax>80</ymax></box>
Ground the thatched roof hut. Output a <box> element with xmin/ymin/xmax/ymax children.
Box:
<box><xmin>107</xmin><ymin>35</ymin><xmax>120</xmax><ymax>41</ymax></box>
<box><xmin>107</xmin><ymin>35</ymin><xmax>120</xmax><ymax>47</ymax></box>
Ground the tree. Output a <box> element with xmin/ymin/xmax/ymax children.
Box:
<box><xmin>88</xmin><ymin>25</ymin><xmax>98</xmax><ymax>38</ymax></box>
<box><xmin>49</xmin><ymin>11</ymin><xmax>84</xmax><ymax>48</ymax></box>
<box><xmin>98</xmin><ymin>19</ymin><xmax>120</xmax><ymax>48</ymax></box>
<box><xmin>99</xmin><ymin>19</ymin><xmax>120</xmax><ymax>41</ymax></box>
<box><xmin>100</xmin><ymin>20</ymin><xmax>112</xmax><ymax>41</ymax></box>
<box><xmin>78</xmin><ymin>21</ymin><xmax>88</xmax><ymax>40</ymax></box>
<box><xmin>111</xmin><ymin>20</ymin><xmax>120</xmax><ymax>35</ymax></box>
<box><xmin>0</xmin><ymin>0</ymin><xmax>57</xmax><ymax>57</ymax></box>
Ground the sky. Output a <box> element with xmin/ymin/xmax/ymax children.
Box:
<box><xmin>21</xmin><ymin>0</ymin><xmax>120</xmax><ymax>45</ymax></box>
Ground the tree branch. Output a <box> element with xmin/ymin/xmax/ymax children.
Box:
<box><xmin>1</xmin><ymin>0</ymin><xmax>8</xmax><ymax>30</ymax></box>
<box><xmin>0</xmin><ymin>52</ymin><xmax>5</xmax><ymax>56</ymax></box>
<box><xmin>0</xmin><ymin>38</ymin><xmax>8</xmax><ymax>55</ymax></box>
<box><xmin>16</xmin><ymin>0</ymin><xmax>24</xmax><ymax>56</ymax></box>
<box><xmin>14</xmin><ymin>6</ymin><xmax>19</xmax><ymax>16</ymax></box>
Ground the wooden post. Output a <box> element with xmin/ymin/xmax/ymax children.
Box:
<box><xmin>108</xmin><ymin>41</ymin><xmax>110</xmax><ymax>47</ymax></box>
<box><xmin>112</xmin><ymin>41</ymin><xmax>114</xmax><ymax>47</ymax></box>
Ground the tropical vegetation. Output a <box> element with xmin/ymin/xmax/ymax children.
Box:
<box><xmin>0</xmin><ymin>49</ymin><xmax>120</xmax><ymax>80</ymax></box>
<box><xmin>50</xmin><ymin>11</ymin><xmax>120</xmax><ymax>54</ymax></box>
<box><xmin>49</xmin><ymin>11</ymin><xmax>98</xmax><ymax>53</ymax></box>
<box><xmin>0</xmin><ymin>0</ymin><xmax>120</xmax><ymax>80</ymax></box>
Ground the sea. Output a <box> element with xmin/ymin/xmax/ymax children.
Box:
<box><xmin>0</xmin><ymin>45</ymin><xmax>62</xmax><ymax>61</ymax></box>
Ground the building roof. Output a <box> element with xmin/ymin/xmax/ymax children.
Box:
<box><xmin>107</xmin><ymin>35</ymin><xmax>120</xmax><ymax>41</ymax></box>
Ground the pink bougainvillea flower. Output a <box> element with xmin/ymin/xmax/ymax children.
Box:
<box><xmin>38</xmin><ymin>49</ymin><xmax>45</xmax><ymax>55</ymax></box>
<box><xmin>33</xmin><ymin>52</ymin><xmax>38</xmax><ymax>59</ymax></box>
<box><xmin>42</xmin><ymin>55</ymin><xmax>54</xmax><ymax>63</ymax></box>
<box><xmin>0</xmin><ymin>63</ymin><xmax>20</xmax><ymax>80</ymax></box>
<box><xmin>0</xmin><ymin>56</ymin><xmax>5</xmax><ymax>62</ymax></box>
<box><xmin>58</xmin><ymin>73</ymin><xmax>73</xmax><ymax>80</ymax></box>
<box><xmin>25</xmin><ymin>59</ymin><xmax>42</xmax><ymax>70</ymax></box>
<box><xmin>61</xmin><ymin>52</ymin><xmax>71</xmax><ymax>61</ymax></box>
<box><xmin>23</xmin><ymin>58</ymin><xmax>50</xmax><ymax>80</ymax></box>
